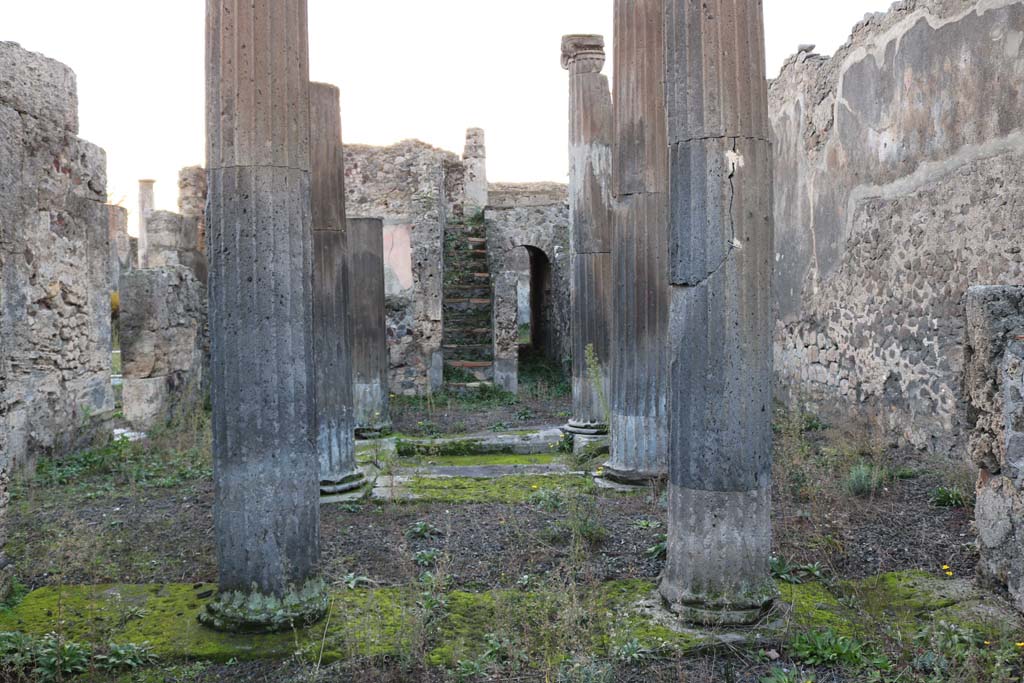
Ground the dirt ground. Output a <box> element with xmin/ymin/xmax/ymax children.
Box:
<box><xmin>4</xmin><ymin>395</ymin><xmax>997</xmax><ymax>683</ymax></box>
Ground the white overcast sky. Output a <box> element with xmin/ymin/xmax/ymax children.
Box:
<box><xmin>7</xmin><ymin>1</ymin><xmax>891</xmax><ymax>235</ymax></box>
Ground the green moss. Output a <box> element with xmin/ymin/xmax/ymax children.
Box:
<box><xmin>837</xmin><ymin>571</ymin><xmax>954</xmax><ymax>630</ymax></box>
<box><xmin>428</xmin><ymin>590</ymin><xmax>497</xmax><ymax>666</ymax></box>
<box><xmin>7</xmin><ymin>572</ymin><xmax>1014</xmax><ymax>669</ymax></box>
<box><xmin>396</xmin><ymin>438</ymin><xmax>483</xmax><ymax>458</ymax></box>
<box><xmin>0</xmin><ymin>583</ymin><xmax>419</xmax><ymax>664</ymax></box>
<box><xmin>777</xmin><ymin>581</ymin><xmax>856</xmax><ymax>636</ymax></box>
<box><xmin>410</xmin><ymin>453</ymin><xmax>557</xmax><ymax>467</ymax></box>
<box><xmin>592</xmin><ymin>580</ymin><xmax>706</xmax><ymax>653</ymax></box>
<box><xmin>403</xmin><ymin>475</ymin><xmax>596</xmax><ymax>504</ymax></box>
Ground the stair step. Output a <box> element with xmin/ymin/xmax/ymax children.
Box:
<box><xmin>444</xmin><ymin>300</ymin><xmax>492</xmax><ymax>316</ymax></box>
<box><xmin>467</xmin><ymin>237</ymin><xmax>487</xmax><ymax>246</ymax></box>
<box><xmin>444</xmin><ymin>360</ymin><xmax>494</xmax><ymax>382</ymax></box>
<box><xmin>446</xmin><ymin>327</ymin><xmax>491</xmax><ymax>334</ymax></box>
<box><xmin>443</xmin><ymin>344</ymin><xmax>493</xmax><ymax>361</ymax></box>
<box><xmin>447</xmin><ymin>290</ymin><xmax>490</xmax><ymax>301</ymax></box>
<box><xmin>447</xmin><ymin>360</ymin><xmax>492</xmax><ymax>369</ymax></box>
<box><xmin>445</xmin><ymin>381</ymin><xmax>495</xmax><ymax>394</ymax></box>
<box><xmin>445</xmin><ymin>328</ymin><xmax>493</xmax><ymax>345</ymax></box>
<box><xmin>445</xmin><ymin>298</ymin><xmax>490</xmax><ymax>305</ymax></box>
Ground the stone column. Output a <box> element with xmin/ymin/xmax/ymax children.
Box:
<box><xmin>138</xmin><ymin>179</ymin><xmax>155</xmax><ymax>267</ymax></box>
<box><xmin>463</xmin><ymin>128</ymin><xmax>488</xmax><ymax>217</ymax></box>
<box><xmin>310</xmin><ymin>82</ymin><xmax>364</xmax><ymax>495</ymax></box>
<box><xmin>605</xmin><ymin>0</ymin><xmax>670</xmax><ymax>484</ymax></box>
<box><xmin>349</xmin><ymin>217</ymin><xmax>392</xmax><ymax>435</ymax></box>
<box><xmin>562</xmin><ymin>35</ymin><xmax>614</xmax><ymax>442</ymax></box>
<box><xmin>660</xmin><ymin>0</ymin><xmax>776</xmax><ymax>625</ymax></box>
<box><xmin>202</xmin><ymin>0</ymin><xmax>326</xmax><ymax>632</ymax></box>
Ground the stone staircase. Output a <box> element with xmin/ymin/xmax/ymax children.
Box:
<box><xmin>442</xmin><ymin>219</ymin><xmax>494</xmax><ymax>390</ymax></box>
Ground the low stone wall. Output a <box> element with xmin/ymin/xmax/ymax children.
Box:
<box><xmin>120</xmin><ymin>266</ymin><xmax>206</xmax><ymax>429</ymax></box>
<box><xmin>0</xmin><ymin>41</ymin><xmax>113</xmax><ymax>471</ymax></box>
<box><xmin>770</xmin><ymin>0</ymin><xmax>1024</xmax><ymax>455</ymax></box>
<box><xmin>965</xmin><ymin>286</ymin><xmax>1024</xmax><ymax>613</ymax></box>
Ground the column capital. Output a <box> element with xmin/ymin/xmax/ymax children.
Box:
<box><xmin>561</xmin><ymin>34</ymin><xmax>605</xmax><ymax>72</ymax></box>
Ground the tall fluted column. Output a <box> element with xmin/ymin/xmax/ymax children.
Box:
<box><xmin>311</xmin><ymin>83</ymin><xmax>364</xmax><ymax>495</ymax></box>
<box><xmin>660</xmin><ymin>0</ymin><xmax>776</xmax><ymax>626</ymax></box>
<box><xmin>349</xmin><ymin>217</ymin><xmax>391</xmax><ymax>435</ymax></box>
<box><xmin>202</xmin><ymin>0</ymin><xmax>326</xmax><ymax>632</ymax></box>
<box><xmin>562</xmin><ymin>35</ymin><xmax>613</xmax><ymax>439</ymax></box>
<box><xmin>605</xmin><ymin>0</ymin><xmax>670</xmax><ymax>483</ymax></box>
<box><xmin>138</xmin><ymin>179</ymin><xmax>155</xmax><ymax>267</ymax></box>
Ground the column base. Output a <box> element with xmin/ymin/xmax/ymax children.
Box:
<box><xmin>599</xmin><ymin>463</ymin><xmax>663</xmax><ymax>486</ymax></box>
<box><xmin>658</xmin><ymin>580</ymin><xmax>776</xmax><ymax>627</ymax></box>
<box><xmin>355</xmin><ymin>424</ymin><xmax>392</xmax><ymax>439</ymax></box>
<box><xmin>562</xmin><ymin>420</ymin><xmax>608</xmax><ymax>436</ymax></box>
<box><xmin>199</xmin><ymin>578</ymin><xmax>328</xmax><ymax>634</ymax></box>
<box><xmin>320</xmin><ymin>471</ymin><xmax>368</xmax><ymax>495</ymax></box>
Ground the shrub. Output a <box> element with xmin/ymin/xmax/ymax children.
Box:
<box><xmin>413</xmin><ymin>549</ymin><xmax>441</xmax><ymax>567</ymax></box>
<box><xmin>844</xmin><ymin>462</ymin><xmax>887</xmax><ymax>498</ymax></box>
<box><xmin>645</xmin><ymin>535</ymin><xmax>667</xmax><ymax>561</ymax></box>
<box><xmin>930</xmin><ymin>485</ymin><xmax>971</xmax><ymax>509</ymax></box>
<box><xmin>789</xmin><ymin>629</ymin><xmax>888</xmax><ymax>670</ymax></box>
<box><xmin>406</xmin><ymin>520</ymin><xmax>441</xmax><ymax>539</ymax></box>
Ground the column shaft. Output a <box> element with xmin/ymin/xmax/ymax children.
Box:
<box><xmin>660</xmin><ymin>0</ymin><xmax>776</xmax><ymax>625</ymax></box>
<box><xmin>311</xmin><ymin>83</ymin><xmax>364</xmax><ymax>494</ymax></box>
<box><xmin>606</xmin><ymin>0</ymin><xmax>670</xmax><ymax>482</ymax></box>
<box><xmin>203</xmin><ymin>0</ymin><xmax>325</xmax><ymax>632</ymax></box>
<box><xmin>563</xmin><ymin>35</ymin><xmax>614</xmax><ymax>436</ymax></box>
<box><xmin>349</xmin><ymin>217</ymin><xmax>391</xmax><ymax>434</ymax></box>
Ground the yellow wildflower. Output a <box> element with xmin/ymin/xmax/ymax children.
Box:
<box><xmin>945</xmin><ymin>571</ymin><xmax>954</xmax><ymax>577</ymax></box>
<box><xmin>942</xmin><ymin>565</ymin><xmax>950</xmax><ymax>570</ymax></box>
<box><xmin>1016</xmin><ymin>642</ymin><xmax>1024</xmax><ymax>648</ymax></box>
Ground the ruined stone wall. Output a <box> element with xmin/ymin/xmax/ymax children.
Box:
<box><xmin>770</xmin><ymin>0</ymin><xmax>1024</xmax><ymax>456</ymax></box>
<box><xmin>177</xmin><ymin>166</ymin><xmax>206</xmax><ymax>256</ymax></box>
<box><xmin>965</xmin><ymin>286</ymin><xmax>1024</xmax><ymax>612</ymax></box>
<box><xmin>145</xmin><ymin>210</ymin><xmax>206</xmax><ymax>284</ymax></box>
<box><xmin>107</xmin><ymin>205</ymin><xmax>132</xmax><ymax>293</ymax></box>
<box><xmin>120</xmin><ymin>266</ymin><xmax>206</xmax><ymax>429</ymax></box>
<box><xmin>0</xmin><ymin>42</ymin><xmax>113</xmax><ymax>470</ymax></box>
<box><xmin>487</xmin><ymin>183</ymin><xmax>571</xmax><ymax>386</ymax></box>
<box><xmin>344</xmin><ymin>140</ymin><xmax>455</xmax><ymax>395</ymax></box>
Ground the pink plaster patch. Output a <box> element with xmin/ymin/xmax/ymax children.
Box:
<box><xmin>382</xmin><ymin>224</ymin><xmax>414</xmax><ymax>290</ymax></box>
